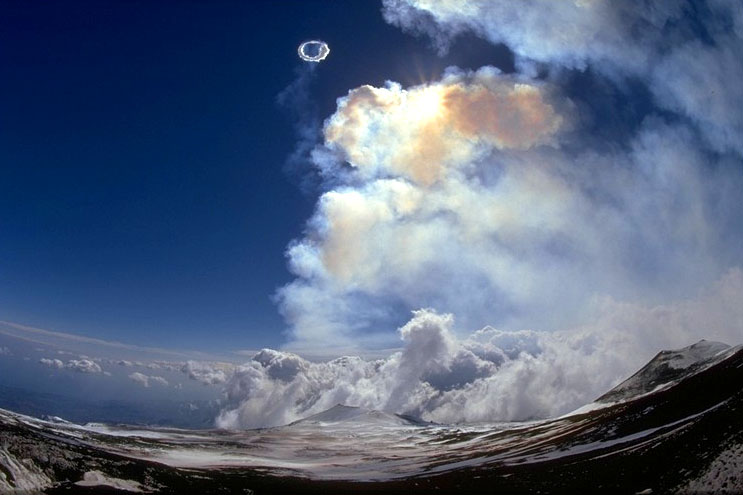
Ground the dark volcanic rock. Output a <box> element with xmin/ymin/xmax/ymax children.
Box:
<box><xmin>597</xmin><ymin>339</ymin><xmax>734</xmax><ymax>403</ymax></box>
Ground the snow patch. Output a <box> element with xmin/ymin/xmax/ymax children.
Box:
<box><xmin>0</xmin><ymin>447</ymin><xmax>54</xmax><ymax>492</ymax></box>
<box><xmin>677</xmin><ymin>441</ymin><xmax>743</xmax><ymax>493</ymax></box>
<box><xmin>75</xmin><ymin>470</ymin><xmax>145</xmax><ymax>492</ymax></box>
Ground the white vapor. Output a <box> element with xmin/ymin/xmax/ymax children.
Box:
<box><xmin>223</xmin><ymin>0</ymin><xmax>743</xmax><ymax>427</ymax></box>
<box><xmin>277</xmin><ymin>65</ymin><xmax>742</xmax><ymax>349</ymax></box>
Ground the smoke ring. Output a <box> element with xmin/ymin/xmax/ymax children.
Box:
<box><xmin>298</xmin><ymin>40</ymin><xmax>330</xmax><ymax>62</ymax></box>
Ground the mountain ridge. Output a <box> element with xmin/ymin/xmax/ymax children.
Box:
<box><xmin>597</xmin><ymin>339</ymin><xmax>738</xmax><ymax>403</ymax></box>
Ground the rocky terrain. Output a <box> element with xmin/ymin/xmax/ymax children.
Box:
<box><xmin>1</xmin><ymin>340</ymin><xmax>741</xmax><ymax>494</ymax></box>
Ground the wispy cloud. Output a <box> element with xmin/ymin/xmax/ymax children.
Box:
<box><xmin>382</xmin><ymin>0</ymin><xmax>743</xmax><ymax>155</ymax></box>
<box><xmin>0</xmin><ymin>320</ymin><xmax>235</xmax><ymax>362</ymax></box>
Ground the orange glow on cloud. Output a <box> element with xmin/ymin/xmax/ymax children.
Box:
<box><xmin>323</xmin><ymin>68</ymin><xmax>562</xmax><ymax>187</ymax></box>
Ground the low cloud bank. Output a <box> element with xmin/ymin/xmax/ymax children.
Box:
<box><xmin>40</xmin><ymin>357</ymin><xmax>104</xmax><ymax>374</ymax></box>
<box><xmin>219</xmin><ymin>269</ymin><xmax>743</xmax><ymax>429</ymax></box>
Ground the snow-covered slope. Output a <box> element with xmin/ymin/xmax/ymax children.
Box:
<box><xmin>289</xmin><ymin>404</ymin><xmax>425</xmax><ymax>427</ymax></box>
<box><xmin>597</xmin><ymin>339</ymin><xmax>736</xmax><ymax>403</ymax></box>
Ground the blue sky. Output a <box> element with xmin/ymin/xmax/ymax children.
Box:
<box><xmin>0</xmin><ymin>1</ymin><xmax>510</xmax><ymax>351</ymax></box>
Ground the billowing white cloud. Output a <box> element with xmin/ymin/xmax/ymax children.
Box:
<box><xmin>254</xmin><ymin>0</ymin><xmax>743</xmax><ymax>428</ymax></box>
<box><xmin>128</xmin><ymin>372</ymin><xmax>169</xmax><ymax>388</ymax></box>
<box><xmin>272</xmin><ymin>0</ymin><xmax>743</xmax><ymax>354</ymax></box>
<box><xmin>278</xmin><ymin>66</ymin><xmax>743</xmax><ymax>349</ymax></box>
<box><xmin>221</xmin><ymin>268</ymin><xmax>743</xmax><ymax>428</ymax></box>
<box><xmin>181</xmin><ymin>361</ymin><xmax>233</xmax><ymax>385</ymax></box>
<box><xmin>319</xmin><ymin>68</ymin><xmax>562</xmax><ymax>186</ymax></box>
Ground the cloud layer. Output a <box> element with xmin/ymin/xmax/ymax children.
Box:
<box><xmin>220</xmin><ymin>268</ymin><xmax>743</xmax><ymax>428</ymax></box>
<box><xmin>222</xmin><ymin>0</ymin><xmax>743</xmax><ymax>428</ymax></box>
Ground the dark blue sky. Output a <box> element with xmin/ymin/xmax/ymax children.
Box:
<box><xmin>0</xmin><ymin>0</ymin><xmax>513</xmax><ymax>351</ymax></box>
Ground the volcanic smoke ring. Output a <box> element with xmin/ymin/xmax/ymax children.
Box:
<box><xmin>298</xmin><ymin>40</ymin><xmax>330</xmax><ymax>62</ymax></box>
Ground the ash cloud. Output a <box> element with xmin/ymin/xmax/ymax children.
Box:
<box><xmin>277</xmin><ymin>67</ymin><xmax>743</xmax><ymax>350</ymax></box>
<box><xmin>224</xmin><ymin>0</ymin><xmax>743</xmax><ymax>427</ymax></box>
